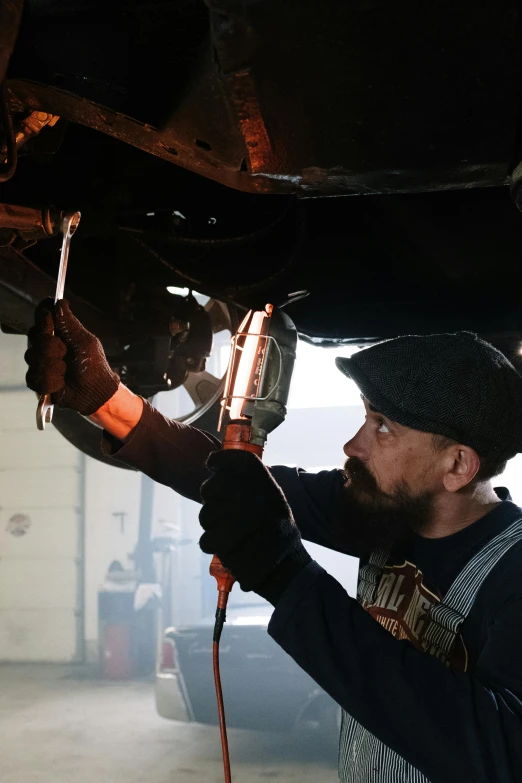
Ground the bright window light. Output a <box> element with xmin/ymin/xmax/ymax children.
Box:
<box><xmin>166</xmin><ymin>286</ymin><xmax>190</xmax><ymax>296</ymax></box>
<box><xmin>231</xmin><ymin>616</ymin><xmax>270</xmax><ymax>626</ymax></box>
<box><xmin>288</xmin><ymin>341</ymin><xmax>363</xmax><ymax>409</ymax></box>
<box><xmin>166</xmin><ymin>286</ymin><xmax>209</xmax><ymax>306</ymax></box>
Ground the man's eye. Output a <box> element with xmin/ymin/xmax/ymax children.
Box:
<box><xmin>378</xmin><ymin>419</ymin><xmax>390</xmax><ymax>434</ymax></box>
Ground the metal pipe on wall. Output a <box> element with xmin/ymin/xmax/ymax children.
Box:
<box><xmin>74</xmin><ymin>451</ymin><xmax>86</xmax><ymax>664</ymax></box>
<box><xmin>136</xmin><ymin>472</ymin><xmax>156</xmax><ymax>583</ymax></box>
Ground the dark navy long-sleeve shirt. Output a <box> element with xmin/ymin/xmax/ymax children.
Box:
<box><xmin>102</xmin><ymin>400</ymin><xmax>522</xmax><ymax>782</ymax></box>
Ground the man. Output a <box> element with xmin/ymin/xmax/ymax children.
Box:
<box><xmin>26</xmin><ymin>299</ymin><xmax>522</xmax><ymax>782</ymax></box>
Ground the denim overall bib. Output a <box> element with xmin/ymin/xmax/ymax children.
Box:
<box><xmin>338</xmin><ymin>516</ymin><xmax>522</xmax><ymax>782</ymax></box>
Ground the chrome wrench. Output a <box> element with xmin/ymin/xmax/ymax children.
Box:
<box><xmin>36</xmin><ymin>210</ymin><xmax>81</xmax><ymax>431</ymax></box>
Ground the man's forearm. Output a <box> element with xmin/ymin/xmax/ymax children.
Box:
<box><xmin>94</xmin><ymin>395</ymin><xmax>221</xmax><ymax>502</ymax></box>
<box><xmin>89</xmin><ymin>383</ymin><xmax>144</xmax><ymax>442</ymax></box>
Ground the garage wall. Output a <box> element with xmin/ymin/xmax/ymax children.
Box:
<box><xmin>152</xmin><ymin>392</ymin><xmax>196</xmax><ymax>627</ymax></box>
<box><xmin>0</xmin><ymin>334</ymin><xmax>83</xmax><ymax>661</ymax></box>
<box><xmin>83</xmin><ymin>457</ymin><xmax>141</xmax><ymax>662</ymax></box>
<box><xmin>0</xmin><ymin>332</ymin><xmax>144</xmax><ymax>663</ymax></box>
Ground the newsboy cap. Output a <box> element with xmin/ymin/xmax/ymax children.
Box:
<box><xmin>336</xmin><ymin>331</ymin><xmax>522</xmax><ymax>458</ymax></box>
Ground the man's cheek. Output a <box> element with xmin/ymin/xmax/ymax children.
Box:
<box><xmin>369</xmin><ymin>460</ymin><xmax>385</xmax><ymax>489</ymax></box>
<box><xmin>372</xmin><ymin>461</ymin><xmax>398</xmax><ymax>495</ymax></box>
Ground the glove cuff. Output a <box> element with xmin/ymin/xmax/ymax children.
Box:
<box><xmin>255</xmin><ymin>546</ymin><xmax>312</xmax><ymax>606</ymax></box>
<box><xmin>73</xmin><ymin>370</ymin><xmax>120</xmax><ymax>416</ymax></box>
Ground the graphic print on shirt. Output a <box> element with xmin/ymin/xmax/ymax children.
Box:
<box><xmin>361</xmin><ymin>561</ymin><xmax>468</xmax><ymax>671</ymax></box>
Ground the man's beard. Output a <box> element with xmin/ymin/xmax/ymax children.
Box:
<box><xmin>334</xmin><ymin>457</ymin><xmax>435</xmax><ymax>557</ymax></box>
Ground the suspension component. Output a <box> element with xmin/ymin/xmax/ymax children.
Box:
<box><xmin>0</xmin><ymin>202</ymin><xmax>60</xmax><ymax>241</ymax></box>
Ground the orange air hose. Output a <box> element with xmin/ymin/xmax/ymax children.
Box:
<box><xmin>210</xmin><ymin>422</ymin><xmax>264</xmax><ymax>783</ymax></box>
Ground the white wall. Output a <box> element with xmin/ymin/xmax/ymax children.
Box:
<box><xmin>0</xmin><ymin>331</ymin><xmax>145</xmax><ymax>663</ymax></box>
<box><xmin>0</xmin><ymin>334</ymin><xmax>82</xmax><ymax>661</ymax></box>
<box><xmin>492</xmin><ymin>456</ymin><xmax>522</xmax><ymax>505</ymax></box>
<box><xmin>1</xmin><ymin>329</ymin><xmax>30</xmax><ymax>387</ymax></box>
<box><xmin>152</xmin><ymin>392</ymin><xmax>199</xmax><ymax>626</ymax></box>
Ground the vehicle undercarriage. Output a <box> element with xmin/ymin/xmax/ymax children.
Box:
<box><xmin>2</xmin><ymin>0</ymin><xmax>522</xmax><ymax>455</ymax></box>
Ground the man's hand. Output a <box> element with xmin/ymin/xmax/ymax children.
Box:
<box><xmin>199</xmin><ymin>450</ymin><xmax>311</xmax><ymax>601</ymax></box>
<box><xmin>25</xmin><ymin>299</ymin><xmax>120</xmax><ymax>416</ymax></box>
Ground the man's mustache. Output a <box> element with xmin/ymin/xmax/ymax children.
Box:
<box><xmin>337</xmin><ymin>456</ymin><xmax>435</xmax><ymax>556</ymax></box>
<box><xmin>343</xmin><ymin>457</ymin><xmax>380</xmax><ymax>495</ymax></box>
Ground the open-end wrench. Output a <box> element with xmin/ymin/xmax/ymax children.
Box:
<box><xmin>36</xmin><ymin>210</ymin><xmax>81</xmax><ymax>431</ymax></box>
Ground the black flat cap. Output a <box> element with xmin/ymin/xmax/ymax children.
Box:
<box><xmin>336</xmin><ymin>332</ymin><xmax>522</xmax><ymax>457</ymax></box>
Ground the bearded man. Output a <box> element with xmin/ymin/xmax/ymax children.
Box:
<box><xmin>26</xmin><ymin>300</ymin><xmax>522</xmax><ymax>782</ymax></box>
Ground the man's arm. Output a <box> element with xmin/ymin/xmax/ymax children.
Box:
<box><xmin>26</xmin><ymin>297</ymin><xmax>350</xmax><ymax>548</ymax></box>
<box><xmin>89</xmin><ymin>383</ymin><xmax>144</xmax><ymax>441</ymax></box>
<box><xmin>26</xmin><ymin>298</ymin><xmax>352</xmax><ymax>549</ymax></box>
<box><xmin>96</xmin><ymin>392</ymin><xmax>349</xmax><ymax>551</ymax></box>
<box><xmin>95</xmin><ymin>395</ymin><xmax>221</xmax><ymax>503</ymax></box>
<box><xmin>269</xmin><ymin>563</ymin><xmax>522</xmax><ymax>783</ymax></box>
<box><xmin>270</xmin><ymin>466</ymin><xmax>350</xmax><ymax>554</ymax></box>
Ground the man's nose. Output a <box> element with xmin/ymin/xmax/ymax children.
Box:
<box><xmin>343</xmin><ymin>426</ymin><xmax>368</xmax><ymax>459</ymax></box>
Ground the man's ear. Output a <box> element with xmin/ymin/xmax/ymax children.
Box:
<box><xmin>442</xmin><ymin>445</ymin><xmax>481</xmax><ymax>492</ymax></box>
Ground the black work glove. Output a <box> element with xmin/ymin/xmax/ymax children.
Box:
<box><xmin>25</xmin><ymin>298</ymin><xmax>120</xmax><ymax>416</ymax></box>
<box><xmin>199</xmin><ymin>450</ymin><xmax>311</xmax><ymax>603</ymax></box>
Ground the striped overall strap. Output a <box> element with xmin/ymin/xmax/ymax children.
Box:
<box><xmin>341</xmin><ymin>549</ymin><xmax>430</xmax><ymax>783</ymax></box>
<box><xmin>340</xmin><ymin>514</ymin><xmax>522</xmax><ymax>782</ymax></box>
<box><xmin>356</xmin><ymin>547</ymin><xmax>390</xmax><ymax>605</ymax></box>
<box><xmin>422</xmin><ymin>514</ymin><xmax>522</xmax><ymax>656</ymax></box>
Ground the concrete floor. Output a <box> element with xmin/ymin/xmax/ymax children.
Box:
<box><xmin>0</xmin><ymin>665</ymin><xmax>338</xmax><ymax>783</ymax></box>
